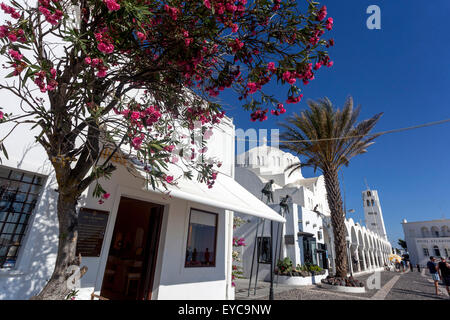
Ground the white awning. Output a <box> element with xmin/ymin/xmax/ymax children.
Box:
<box><xmin>133</xmin><ymin>163</ymin><xmax>285</xmax><ymax>223</ymax></box>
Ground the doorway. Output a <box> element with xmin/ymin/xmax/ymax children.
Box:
<box><xmin>100</xmin><ymin>197</ymin><xmax>164</xmax><ymax>300</ymax></box>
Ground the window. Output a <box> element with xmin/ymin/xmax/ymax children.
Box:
<box><xmin>367</xmin><ymin>191</ymin><xmax>371</xmax><ymax>197</ymax></box>
<box><xmin>371</xmin><ymin>199</ymin><xmax>374</xmax><ymax>206</ymax></box>
<box><xmin>433</xmin><ymin>245</ymin><xmax>441</xmax><ymax>257</ymax></box>
<box><xmin>423</xmin><ymin>248</ymin><xmax>429</xmax><ymax>257</ymax></box>
<box><xmin>257</xmin><ymin>237</ymin><xmax>272</xmax><ymax>264</ymax></box>
<box><xmin>0</xmin><ymin>167</ymin><xmax>45</xmax><ymax>269</ymax></box>
<box><xmin>371</xmin><ymin>223</ymin><xmax>377</xmax><ymax>226</ymax></box>
<box><xmin>444</xmin><ymin>248</ymin><xmax>449</xmax><ymax>258</ymax></box>
<box><xmin>185</xmin><ymin>209</ymin><xmax>217</xmax><ymax>267</ymax></box>
<box><xmin>366</xmin><ymin>200</ymin><xmax>370</xmax><ymax>207</ymax></box>
<box><xmin>317</xmin><ymin>231</ymin><xmax>322</xmax><ymax>241</ymax></box>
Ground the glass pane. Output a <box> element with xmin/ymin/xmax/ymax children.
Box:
<box><xmin>9</xmin><ymin>171</ymin><xmax>23</xmax><ymax>181</ymax></box>
<box><xmin>3</xmin><ymin>223</ymin><xmax>15</xmax><ymax>234</ymax></box>
<box><xmin>6</xmin><ymin>213</ymin><xmax>20</xmax><ymax>223</ymax></box>
<box><xmin>29</xmin><ymin>184</ymin><xmax>41</xmax><ymax>194</ymax></box>
<box><xmin>34</xmin><ymin>176</ymin><xmax>44</xmax><ymax>185</ymax></box>
<box><xmin>19</xmin><ymin>183</ymin><xmax>31</xmax><ymax>193</ymax></box>
<box><xmin>185</xmin><ymin>210</ymin><xmax>216</xmax><ymax>267</ymax></box>
<box><xmin>21</xmin><ymin>174</ymin><xmax>34</xmax><ymax>183</ymax></box>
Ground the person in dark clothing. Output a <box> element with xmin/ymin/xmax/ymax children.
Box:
<box><xmin>427</xmin><ymin>256</ymin><xmax>441</xmax><ymax>296</ymax></box>
<box><xmin>437</xmin><ymin>257</ymin><xmax>450</xmax><ymax>296</ymax></box>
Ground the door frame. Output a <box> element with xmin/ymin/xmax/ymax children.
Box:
<box><xmin>94</xmin><ymin>185</ymin><xmax>170</xmax><ymax>299</ymax></box>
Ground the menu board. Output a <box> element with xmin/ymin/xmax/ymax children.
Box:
<box><xmin>76</xmin><ymin>208</ymin><xmax>109</xmax><ymax>257</ymax></box>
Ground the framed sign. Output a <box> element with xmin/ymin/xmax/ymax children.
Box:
<box><xmin>76</xmin><ymin>208</ymin><xmax>109</xmax><ymax>257</ymax></box>
<box><xmin>257</xmin><ymin>237</ymin><xmax>272</xmax><ymax>264</ymax></box>
<box><xmin>284</xmin><ymin>235</ymin><xmax>295</xmax><ymax>245</ymax></box>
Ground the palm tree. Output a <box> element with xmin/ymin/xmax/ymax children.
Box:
<box><xmin>280</xmin><ymin>97</ymin><xmax>383</xmax><ymax>278</ymax></box>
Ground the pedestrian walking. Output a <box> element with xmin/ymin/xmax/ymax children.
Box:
<box><xmin>417</xmin><ymin>264</ymin><xmax>421</xmax><ymax>272</ymax></box>
<box><xmin>437</xmin><ymin>257</ymin><xmax>450</xmax><ymax>297</ymax></box>
<box><xmin>410</xmin><ymin>260</ymin><xmax>413</xmax><ymax>272</ymax></box>
<box><xmin>427</xmin><ymin>256</ymin><xmax>441</xmax><ymax>296</ymax></box>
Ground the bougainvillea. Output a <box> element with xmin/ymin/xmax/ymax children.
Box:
<box><xmin>0</xmin><ymin>0</ymin><xmax>333</xmax><ymax>299</ymax></box>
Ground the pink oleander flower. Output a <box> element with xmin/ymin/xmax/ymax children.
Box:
<box><xmin>0</xmin><ymin>111</ymin><xmax>4</xmax><ymax>120</ymax></box>
<box><xmin>326</xmin><ymin>17</ymin><xmax>334</xmax><ymax>31</ymax></box>
<box><xmin>97</xmin><ymin>42</ymin><xmax>114</xmax><ymax>54</ymax></box>
<box><xmin>104</xmin><ymin>0</ymin><xmax>121</xmax><ymax>12</ymax></box>
<box><xmin>131</xmin><ymin>111</ymin><xmax>140</xmax><ymax>120</ymax></box>
<box><xmin>102</xmin><ymin>193</ymin><xmax>111</xmax><ymax>199</ymax></box>
<box><xmin>165</xmin><ymin>175</ymin><xmax>174</xmax><ymax>183</ymax></box>
<box><xmin>267</xmin><ymin>62</ymin><xmax>276</xmax><ymax>73</ymax></box>
<box><xmin>317</xmin><ymin>5</ymin><xmax>327</xmax><ymax>21</ymax></box>
<box><xmin>247</xmin><ymin>82</ymin><xmax>259</xmax><ymax>94</ymax></box>
<box><xmin>8</xmin><ymin>49</ymin><xmax>23</xmax><ymax>60</ymax></box>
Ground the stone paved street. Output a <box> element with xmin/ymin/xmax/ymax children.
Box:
<box><xmin>235</xmin><ymin>269</ymin><xmax>450</xmax><ymax>300</ymax></box>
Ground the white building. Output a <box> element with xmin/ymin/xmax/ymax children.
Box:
<box><xmin>362</xmin><ymin>190</ymin><xmax>388</xmax><ymax>241</ymax></box>
<box><xmin>234</xmin><ymin>144</ymin><xmax>392</xmax><ymax>280</ymax></box>
<box><xmin>0</xmin><ymin>110</ymin><xmax>285</xmax><ymax>300</ymax></box>
<box><xmin>401</xmin><ymin>218</ymin><xmax>450</xmax><ymax>266</ymax></box>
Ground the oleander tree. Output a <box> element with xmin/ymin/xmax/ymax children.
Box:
<box><xmin>280</xmin><ymin>97</ymin><xmax>382</xmax><ymax>278</ymax></box>
<box><xmin>0</xmin><ymin>0</ymin><xmax>334</xmax><ymax>299</ymax></box>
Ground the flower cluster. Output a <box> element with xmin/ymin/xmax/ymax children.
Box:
<box><xmin>95</xmin><ymin>28</ymin><xmax>114</xmax><ymax>54</ymax></box>
<box><xmin>233</xmin><ymin>237</ymin><xmax>246</xmax><ymax>247</ymax></box>
<box><xmin>104</xmin><ymin>0</ymin><xmax>120</xmax><ymax>12</ymax></box>
<box><xmin>34</xmin><ymin>68</ymin><xmax>57</xmax><ymax>93</ymax></box>
<box><xmin>84</xmin><ymin>57</ymin><xmax>109</xmax><ymax>78</ymax></box>
<box><xmin>38</xmin><ymin>1</ymin><xmax>63</xmax><ymax>26</ymax></box>
<box><xmin>250</xmin><ymin>109</ymin><xmax>268</xmax><ymax>122</ymax></box>
<box><xmin>1</xmin><ymin>3</ymin><xmax>20</xmax><ymax>19</ymax></box>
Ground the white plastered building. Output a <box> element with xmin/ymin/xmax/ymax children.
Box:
<box><xmin>0</xmin><ymin>107</ymin><xmax>285</xmax><ymax>300</ymax></box>
<box><xmin>234</xmin><ymin>144</ymin><xmax>392</xmax><ymax>279</ymax></box>
<box><xmin>401</xmin><ymin>219</ymin><xmax>450</xmax><ymax>266</ymax></box>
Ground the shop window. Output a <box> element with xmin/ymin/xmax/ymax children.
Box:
<box><xmin>185</xmin><ymin>209</ymin><xmax>217</xmax><ymax>267</ymax></box>
<box><xmin>257</xmin><ymin>237</ymin><xmax>272</xmax><ymax>264</ymax></box>
<box><xmin>0</xmin><ymin>167</ymin><xmax>45</xmax><ymax>269</ymax></box>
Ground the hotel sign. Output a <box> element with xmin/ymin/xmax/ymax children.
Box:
<box><xmin>416</xmin><ymin>238</ymin><xmax>450</xmax><ymax>245</ymax></box>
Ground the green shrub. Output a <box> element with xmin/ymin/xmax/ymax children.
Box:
<box><xmin>277</xmin><ymin>257</ymin><xmax>293</xmax><ymax>273</ymax></box>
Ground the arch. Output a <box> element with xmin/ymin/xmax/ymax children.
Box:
<box><xmin>431</xmin><ymin>226</ymin><xmax>440</xmax><ymax>237</ymax></box>
<box><xmin>257</xmin><ymin>156</ymin><xmax>260</xmax><ymax>166</ymax></box>
<box><xmin>351</xmin><ymin>226</ymin><xmax>358</xmax><ymax>245</ymax></box>
<box><xmin>421</xmin><ymin>227</ymin><xmax>429</xmax><ymax>238</ymax></box>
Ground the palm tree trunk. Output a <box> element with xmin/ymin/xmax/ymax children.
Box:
<box><xmin>323</xmin><ymin>167</ymin><xmax>348</xmax><ymax>278</ymax></box>
<box><xmin>33</xmin><ymin>192</ymin><xmax>85</xmax><ymax>300</ymax></box>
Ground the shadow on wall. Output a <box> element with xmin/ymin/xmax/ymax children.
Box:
<box><xmin>0</xmin><ymin>158</ymin><xmax>87</xmax><ymax>300</ymax></box>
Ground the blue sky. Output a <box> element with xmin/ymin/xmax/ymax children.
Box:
<box><xmin>223</xmin><ymin>0</ymin><xmax>450</xmax><ymax>249</ymax></box>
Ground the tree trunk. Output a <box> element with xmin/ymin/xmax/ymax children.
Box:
<box><xmin>323</xmin><ymin>168</ymin><xmax>348</xmax><ymax>278</ymax></box>
<box><xmin>33</xmin><ymin>193</ymin><xmax>85</xmax><ymax>300</ymax></box>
